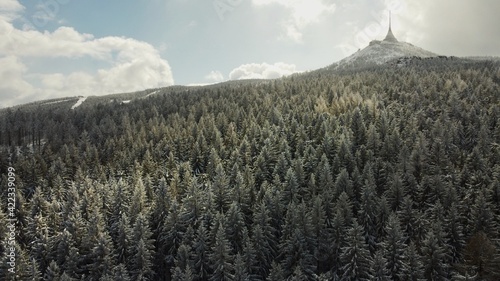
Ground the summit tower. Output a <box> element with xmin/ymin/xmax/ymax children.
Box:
<box><xmin>383</xmin><ymin>11</ymin><xmax>398</xmax><ymax>43</ymax></box>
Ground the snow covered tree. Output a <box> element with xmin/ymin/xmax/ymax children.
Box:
<box><xmin>399</xmin><ymin>242</ymin><xmax>424</xmax><ymax>281</ymax></box>
<box><xmin>382</xmin><ymin>213</ymin><xmax>406</xmax><ymax>280</ymax></box>
<box><xmin>129</xmin><ymin>212</ymin><xmax>155</xmax><ymax>280</ymax></box>
<box><xmin>358</xmin><ymin>165</ymin><xmax>379</xmax><ymax>253</ymax></box>
<box><xmin>211</xmin><ymin>163</ymin><xmax>231</xmax><ymax>213</ymax></box>
<box><xmin>191</xmin><ymin>223</ymin><xmax>211</xmax><ymax>280</ymax></box>
<box><xmin>232</xmin><ymin>254</ymin><xmax>249</xmax><ymax>281</ymax></box>
<box><xmin>340</xmin><ymin>220</ymin><xmax>373</xmax><ymax>281</ymax></box>
<box><xmin>225</xmin><ymin>202</ymin><xmax>247</xmax><ymax>254</ymax></box>
<box><xmin>420</xmin><ymin>224</ymin><xmax>450</xmax><ymax>281</ymax></box>
<box><xmin>209</xmin><ymin>221</ymin><xmax>234</xmax><ymax>281</ymax></box>
<box><xmin>371</xmin><ymin>249</ymin><xmax>390</xmax><ymax>281</ymax></box>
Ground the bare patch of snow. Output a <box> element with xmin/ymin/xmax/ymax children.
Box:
<box><xmin>71</xmin><ymin>96</ymin><xmax>87</xmax><ymax>110</ymax></box>
<box><xmin>43</xmin><ymin>98</ymin><xmax>75</xmax><ymax>105</ymax></box>
<box><xmin>144</xmin><ymin>90</ymin><xmax>159</xmax><ymax>98</ymax></box>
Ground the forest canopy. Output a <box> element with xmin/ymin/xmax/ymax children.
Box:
<box><xmin>1</xmin><ymin>58</ymin><xmax>500</xmax><ymax>280</ymax></box>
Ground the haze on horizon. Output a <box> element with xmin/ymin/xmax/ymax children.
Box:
<box><xmin>1</xmin><ymin>0</ymin><xmax>499</xmax><ymax>108</ymax></box>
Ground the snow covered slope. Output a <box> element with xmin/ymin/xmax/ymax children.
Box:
<box><xmin>332</xmin><ymin>40</ymin><xmax>438</xmax><ymax>71</ymax></box>
<box><xmin>71</xmin><ymin>96</ymin><xmax>87</xmax><ymax>109</ymax></box>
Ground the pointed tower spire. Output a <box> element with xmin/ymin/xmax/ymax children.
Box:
<box><xmin>383</xmin><ymin>11</ymin><xmax>398</xmax><ymax>43</ymax></box>
<box><xmin>389</xmin><ymin>11</ymin><xmax>392</xmax><ymax>30</ymax></box>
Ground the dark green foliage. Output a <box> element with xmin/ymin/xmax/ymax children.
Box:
<box><xmin>191</xmin><ymin>223</ymin><xmax>211</xmax><ymax>280</ymax></box>
<box><xmin>421</xmin><ymin>223</ymin><xmax>451</xmax><ymax>281</ymax></box>
<box><xmin>371</xmin><ymin>249</ymin><xmax>391</xmax><ymax>281</ymax></box>
<box><xmin>341</xmin><ymin>220</ymin><xmax>373</xmax><ymax>281</ymax></box>
<box><xmin>129</xmin><ymin>212</ymin><xmax>155</xmax><ymax>280</ymax></box>
<box><xmin>399</xmin><ymin>242</ymin><xmax>424</xmax><ymax>281</ymax></box>
<box><xmin>1</xmin><ymin>59</ymin><xmax>499</xmax><ymax>280</ymax></box>
<box><xmin>382</xmin><ymin>213</ymin><xmax>406</xmax><ymax>280</ymax></box>
<box><xmin>209</xmin><ymin>221</ymin><xmax>234</xmax><ymax>281</ymax></box>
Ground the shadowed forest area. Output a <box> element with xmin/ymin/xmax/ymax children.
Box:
<box><xmin>1</xmin><ymin>59</ymin><xmax>500</xmax><ymax>280</ymax></box>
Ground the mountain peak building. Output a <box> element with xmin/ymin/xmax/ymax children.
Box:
<box><xmin>383</xmin><ymin>11</ymin><xmax>398</xmax><ymax>43</ymax></box>
<box><xmin>332</xmin><ymin>11</ymin><xmax>438</xmax><ymax>70</ymax></box>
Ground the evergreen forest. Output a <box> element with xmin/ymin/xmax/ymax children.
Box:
<box><xmin>1</xmin><ymin>58</ymin><xmax>500</xmax><ymax>280</ymax></box>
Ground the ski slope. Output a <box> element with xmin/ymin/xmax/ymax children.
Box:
<box><xmin>71</xmin><ymin>96</ymin><xmax>87</xmax><ymax>109</ymax></box>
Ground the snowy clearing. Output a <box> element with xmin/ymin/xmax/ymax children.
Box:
<box><xmin>71</xmin><ymin>96</ymin><xmax>87</xmax><ymax>110</ymax></box>
<box><xmin>144</xmin><ymin>90</ymin><xmax>159</xmax><ymax>98</ymax></box>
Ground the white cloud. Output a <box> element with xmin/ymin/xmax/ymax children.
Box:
<box><xmin>0</xmin><ymin>0</ymin><xmax>23</xmax><ymax>21</ymax></box>
<box><xmin>0</xmin><ymin>1</ymin><xmax>174</xmax><ymax>108</ymax></box>
<box><xmin>252</xmin><ymin>0</ymin><xmax>335</xmax><ymax>42</ymax></box>
<box><xmin>229</xmin><ymin>62</ymin><xmax>298</xmax><ymax>80</ymax></box>
<box><xmin>0</xmin><ymin>56</ymin><xmax>35</xmax><ymax>106</ymax></box>
<box><xmin>205</xmin><ymin>70</ymin><xmax>224</xmax><ymax>83</ymax></box>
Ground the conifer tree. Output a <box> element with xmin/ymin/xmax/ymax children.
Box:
<box><xmin>444</xmin><ymin>203</ymin><xmax>465</xmax><ymax>263</ymax></box>
<box><xmin>420</xmin><ymin>224</ymin><xmax>450</xmax><ymax>281</ymax></box>
<box><xmin>267</xmin><ymin>261</ymin><xmax>285</xmax><ymax>281</ymax></box>
<box><xmin>212</xmin><ymin>163</ymin><xmax>231</xmax><ymax>213</ymax></box>
<box><xmin>225</xmin><ymin>202</ymin><xmax>247</xmax><ymax>254</ymax></box>
<box><xmin>252</xmin><ymin>224</ymin><xmax>273</xmax><ymax>279</ymax></box>
<box><xmin>174</xmin><ymin>243</ymin><xmax>192</xmax><ymax>273</ymax></box>
<box><xmin>334</xmin><ymin>168</ymin><xmax>353</xmax><ymax>199</ymax></box>
<box><xmin>309</xmin><ymin>195</ymin><xmax>330</xmax><ymax>273</ymax></box>
<box><xmin>351</xmin><ymin>107</ymin><xmax>367</xmax><ymax>148</ymax></box>
<box><xmin>385</xmin><ymin>174</ymin><xmax>407</xmax><ymax>211</ymax></box>
<box><xmin>383</xmin><ymin>213</ymin><xmax>406</xmax><ymax>280</ymax></box>
<box><xmin>371</xmin><ymin>249</ymin><xmax>391</xmax><ymax>281</ymax></box>
<box><xmin>282</xmin><ymin>167</ymin><xmax>300</xmax><ymax>204</ymax></box>
<box><xmin>181</xmin><ymin>176</ymin><xmax>204</xmax><ymax>226</ymax></box>
<box><xmin>233</xmin><ymin>254</ymin><xmax>250</xmax><ymax>281</ymax></box>
<box><xmin>129</xmin><ymin>177</ymin><xmax>148</xmax><ymax>224</ymax></box>
<box><xmin>86</xmin><ymin>232</ymin><xmax>115</xmax><ymax>280</ymax></box>
<box><xmin>129</xmin><ymin>212</ymin><xmax>155</xmax><ymax>280</ymax></box>
<box><xmin>209</xmin><ymin>221</ymin><xmax>234</xmax><ymax>281</ymax></box>
<box><xmin>111</xmin><ymin>212</ymin><xmax>131</xmax><ymax>264</ymax></box>
<box><xmin>44</xmin><ymin>260</ymin><xmax>61</xmax><ymax>281</ymax></box>
<box><xmin>230</xmin><ymin>170</ymin><xmax>252</xmax><ymax>223</ymax></box>
<box><xmin>111</xmin><ymin>263</ymin><xmax>131</xmax><ymax>281</ymax></box>
<box><xmin>191</xmin><ymin>223</ymin><xmax>211</xmax><ymax>280</ymax></box>
<box><xmin>358</xmin><ymin>165</ymin><xmax>379</xmax><ymax>253</ymax></box>
<box><xmin>159</xmin><ymin>200</ymin><xmax>185</xmax><ymax>279</ymax></box>
<box><xmin>469</xmin><ymin>189</ymin><xmax>496</xmax><ymax>237</ymax></box>
<box><xmin>399</xmin><ymin>242</ymin><xmax>425</xmax><ymax>281</ymax></box>
<box><xmin>340</xmin><ymin>220</ymin><xmax>373</xmax><ymax>281</ymax></box>
<box><xmin>316</xmin><ymin>154</ymin><xmax>334</xmax><ymax>194</ymax></box>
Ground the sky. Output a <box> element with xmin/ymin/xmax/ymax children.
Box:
<box><xmin>1</xmin><ymin>0</ymin><xmax>500</xmax><ymax>108</ymax></box>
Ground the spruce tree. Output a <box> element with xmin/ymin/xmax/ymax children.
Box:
<box><xmin>212</xmin><ymin>163</ymin><xmax>231</xmax><ymax>213</ymax></box>
<box><xmin>371</xmin><ymin>249</ymin><xmax>391</xmax><ymax>281</ymax></box>
<box><xmin>340</xmin><ymin>220</ymin><xmax>373</xmax><ymax>281</ymax></box>
<box><xmin>382</xmin><ymin>213</ymin><xmax>406</xmax><ymax>280</ymax></box>
<box><xmin>358</xmin><ymin>165</ymin><xmax>379</xmax><ymax>253</ymax></box>
<box><xmin>399</xmin><ymin>242</ymin><xmax>424</xmax><ymax>281</ymax></box>
<box><xmin>225</xmin><ymin>202</ymin><xmax>247</xmax><ymax>254</ymax></box>
<box><xmin>191</xmin><ymin>223</ymin><xmax>211</xmax><ymax>280</ymax></box>
<box><xmin>86</xmin><ymin>232</ymin><xmax>115</xmax><ymax>280</ymax></box>
<box><xmin>233</xmin><ymin>254</ymin><xmax>250</xmax><ymax>281</ymax></box>
<box><xmin>209</xmin><ymin>221</ymin><xmax>234</xmax><ymax>281</ymax></box>
<box><xmin>44</xmin><ymin>260</ymin><xmax>61</xmax><ymax>281</ymax></box>
<box><xmin>129</xmin><ymin>212</ymin><xmax>155</xmax><ymax>280</ymax></box>
<box><xmin>421</xmin><ymin>224</ymin><xmax>450</xmax><ymax>281</ymax></box>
